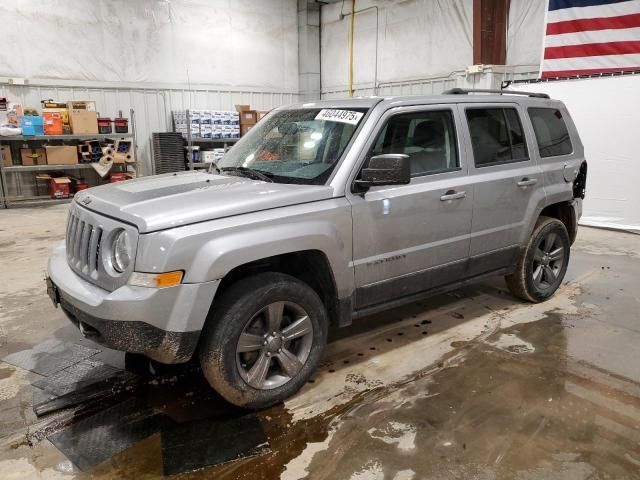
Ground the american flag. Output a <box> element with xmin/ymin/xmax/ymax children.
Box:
<box><xmin>541</xmin><ymin>0</ymin><xmax>640</xmax><ymax>78</ymax></box>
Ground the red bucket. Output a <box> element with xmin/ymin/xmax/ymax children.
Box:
<box><xmin>98</xmin><ymin>117</ymin><xmax>112</xmax><ymax>134</ymax></box>
<box><xmin>114</xmin><ymin>118</ymin><xmax>128</xmax><ymax>133</ymax></box>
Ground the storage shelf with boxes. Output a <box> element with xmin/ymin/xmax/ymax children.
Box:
<box><xmin>170</xmin><ymin>105</ymin><xmax>268</xmax><ymax>171</ymax></box>
<box><xmin>172</xmin><ymin>109</ymin><xmax>240</xmax><ymax>170</ymax></box>
<box><xmin>0</xmin><ymin>96</ymin><xmax>137</xmax><ymax>208</ymax></box>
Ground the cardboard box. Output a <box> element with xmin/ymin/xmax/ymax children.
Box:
<box><xmin>239</xmin><ymin>110</ymin><xmax>257</xmax><ymax>125</ymax></box>
<box><xmin>43</xmin><ymin>110</ymin><xmax>64</xmax><ymax>135</ymax></box>
<box><xmin>241</xmin><ymin>124</ymin><xmax>254</xmax><ymax>136</ymax></box>
<box><xmin>68</xmin><ymin>101</ymin><xmax>98</xmax><ymax>135</ymax></box>
<box><xmin>235</xmin><ymin>104</ymin><xmax>251</xmax><ymax>112</ymax></box>
<box><xmin>257</xmin><ymin>111</ymin><xmax>269</xmax><ymax>121</ymax></box>
<box><xmin>49</xmin><ymin>177</ymin><xmax>71</xmax><ymax>199</ymax></box>
<box><xmin>44</xmin><ymin>146</ymin><xmax>77</xmax><ymax>165</ymax></box>
<box><xmin>20</xmin><ymin>148</ymin><xmax>47</xmax><ymax>166</ymax></box>
<box><xmin>2</xmin><ymin>145</ymin><xmax>12</xmax><ymax>167</ymax></box>
<box><xmin>42</xmin><ymin>101</ymin><xmax>70</xmax><ymax>133</ymax></box>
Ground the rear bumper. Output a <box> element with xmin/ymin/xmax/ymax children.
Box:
<box><xmin>570</xmin><ymin>198</ymin><xmax>582</xmax><ymax>244</ymax></box>
<box><xmin>47</xmin><ymin>242</ymin><xmax>220</xmax><ymax>363</ymax></box>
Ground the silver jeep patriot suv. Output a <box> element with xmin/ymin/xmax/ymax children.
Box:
<box><xmin>47</xmin><ymin>89</ymin><xmax>587</xmax><ymax>408</ymax></box>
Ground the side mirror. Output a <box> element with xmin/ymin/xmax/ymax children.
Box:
<box><xmin>356</xmin><ymin>154</ymin><xmax>411</xmax><ymax>188</ymax></box>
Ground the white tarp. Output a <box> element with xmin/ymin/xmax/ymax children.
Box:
<box><xmin>320</xmin><ymin>0</ymin><xmax>473</xmax><ymax>91</ymax></box>
<box><xmin>507</xmin><ymin>0</ymin><xmax>546</xmax><ymax>67</ymax></box>
<box><xmin>511</xmin><ymin>76</ymin><xmax>640</xmax><ymax>234</ymax></box>
<box><xmin>0</xmin><ymin>0</ymin><xmax>298</xmax><ymax>90</ymax></box>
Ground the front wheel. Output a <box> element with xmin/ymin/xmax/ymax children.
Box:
<box><xmin>199</xmin><ymin>272</ymin><xmax>328</xmax><ymax>409</ymax></box>
<box><xmin>505</xmin><ymin>216</ymin><xmax>571</xmax><ymax>302</ymax></box>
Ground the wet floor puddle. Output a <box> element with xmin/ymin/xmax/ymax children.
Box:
<box><xmin>210</xmin><ymin>311</ymin><xmax>640</xmax><ymax>480</ymax></box>
<box><xmin>4</xmin><ymin>297</ymin><xmax>640</xmax><ymax>479</ymax></box>
<box><xmin>275</xmin><ymin>312</ymin><xmax>640</xmax><ymax>480</ymax></box>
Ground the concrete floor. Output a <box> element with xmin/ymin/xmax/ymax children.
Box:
<box><xmin>1</xmin><ymin>204</ymin><xmax>639</xmax><ymax>479</ymax></box>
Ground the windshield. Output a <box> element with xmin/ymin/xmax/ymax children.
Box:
<box><xmin>217</xmin><ymin>107</ymin><xmax>368</xmax><ymax>184</ymax></box>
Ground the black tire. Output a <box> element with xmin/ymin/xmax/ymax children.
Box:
<box><xmin>505</xmin><ymin>216</ymin><xmax>571</xmax><ymax>302</ymax></box>
<box><xmin>199</xmin><ymin>272</ymin><xmax>328</xmax><ymax>409</ymax></box>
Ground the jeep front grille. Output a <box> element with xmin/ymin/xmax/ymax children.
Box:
<box><xmin>65</xmin><ymin>203</ymin><xmax>137</xmax><ymax>291</ymax></box>
<box><xmin>66</xmin><ymin>212</ymin><xmax>103</xmax><ymax>275</ymax></box>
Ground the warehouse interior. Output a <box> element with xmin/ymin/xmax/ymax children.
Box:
<box><xmin>0</xmin><ymin>0</ymin><xmax>639</xmax><ymax>479</ymax></box>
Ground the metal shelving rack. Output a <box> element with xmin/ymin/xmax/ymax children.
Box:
<box><xmin>183</xmin><ymin>109</ymin><xmax>239</xmax><ymax>171</ymax></box>
<box><xmin>0</xmin><ymin>109</ymin><xmax>138</xmax><ymax>208</ymax></box>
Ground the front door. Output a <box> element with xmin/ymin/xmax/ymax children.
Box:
<box><xmin>348</xmin><ymin>105</ymin><xmax>474</xmax><ymax>310</ymax></box>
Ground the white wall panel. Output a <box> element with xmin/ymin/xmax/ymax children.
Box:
<box><xmin>507</xmin><ymin>0</ymin><xmax>545</xmax><ymax>67</ymax></box>
<box><xmin>319</xmin><ymin>0</ymin><xmax>542</xmax><ymax>98</ymax></box>
<box><xmin>0</xmin><ymin>0</ymin><xmax>299</xmax><ymax>91</ymax></box>
<box><xmin>510</xmin><ymin>75</ymin><xmax>640</xmax><ymax>234</ymax></box>
<box><xmin>320</xmin><ymin>0</ymin><xmax>473</xmax><ymax>94</ymax></box>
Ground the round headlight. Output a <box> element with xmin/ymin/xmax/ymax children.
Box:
<box><xmin>111</xmin><ymin>230</ymin><xmax>131</xmax><ymax>273</ymax></box>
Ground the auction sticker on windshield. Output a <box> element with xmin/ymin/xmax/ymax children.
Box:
<box><xmin>315</xmin><ymin>109</ymin><xmax>364</xmax><ymax>125</ymax></box>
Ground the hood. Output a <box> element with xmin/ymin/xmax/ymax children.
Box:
<box><xmin>75</xmin><ymin>171</ymin><xmax>334</xmax><ymax>233</ymax></box>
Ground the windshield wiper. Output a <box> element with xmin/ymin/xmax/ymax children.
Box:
<box><xmin>221</xmin><ymin>166</ymin><xmax>274</xmax><ymax>183</ymax></box>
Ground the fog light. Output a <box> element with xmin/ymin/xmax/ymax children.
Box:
<box><xmin>128</xmin><ymin>271</ymin><xmax>183</xmax><ymax>289</ymax></box>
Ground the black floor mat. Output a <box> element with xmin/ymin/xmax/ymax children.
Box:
<box><xmin>161</xmin><ymin>413</ymin><xmax>270</xmax><ymax>476</ymax></box>
<box><xmin>2</xmin><ymin>341</ymin><xmax>100</xmax><ymax>376</ymax></box>
<box><xmin>47</xmin><ymin>397</ymin><xmax>162</xmax><ymax>471</ymax></box>
<box><xmin>24</xmin><ymin>342</ymin><xmax>272</xmax><ymax>475</ymax></box>
<box><xmin>32</xmin><ymin>358</ymin><xmax>138</xmax><ymax>416</ymax></box>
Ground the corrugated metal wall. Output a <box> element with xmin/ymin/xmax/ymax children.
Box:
<box><xmin>1</xmin><ymin>83</ymin><xmax>299</xmax><ymax>199</ymax></box>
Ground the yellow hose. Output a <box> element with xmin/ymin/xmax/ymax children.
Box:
<box><xmin>348</xmin><ymin>0</ymin><xmax>356</xmax><ymax>97</ymax></box>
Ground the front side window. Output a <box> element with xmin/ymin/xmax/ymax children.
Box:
<box><xmin>219</xmin><ymin>108</ymin><xmax>368</xmax><ymax>184</ymax></box>
<box><xmin>369</xmin><ymin>109</ymin><xmax>459</xmax><ymax>177</ymax></box>
<box><xmin>466</xmin><ymin>107</ymin><xmax>528</xmax><ymax>167</ymax></box>
<box><xmin>528</xmin><ymin>107</ymin><xmax>573</xmax><ymax>158</ymax></box>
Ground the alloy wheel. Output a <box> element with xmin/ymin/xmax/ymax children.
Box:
<box><xmin>236</xmin><ymin>301</ymin><xmax>314</xmax><ymax>390</ymax></box>
<box><xmin>532</xmin><ymin>231</ymin><xmax>566</xmax><ymax>290</ymax></box>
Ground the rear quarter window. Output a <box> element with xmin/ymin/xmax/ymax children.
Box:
<box><xmin>528</xmin><ymin>108</ymin><xmax>573</xmax><ymax>158</ymax></box>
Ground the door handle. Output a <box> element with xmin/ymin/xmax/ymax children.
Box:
<box><xmin>517</xmin><ymin>177</ymin><xmax>537</xmax><ymax>187</ymax></box>
<box><xmin>440</xmin><ymin>190</ymin><xmax>466</xmax><ymax>201</ymax></box>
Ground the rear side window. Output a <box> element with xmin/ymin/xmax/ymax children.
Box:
<box><xmin>528</xmin><ymin>108</ymin><xmax>573</xmax><ymax>157</ymax></box>
<box><xmin>466</xmin><ymin>107</ymin><xmax>528</xmax><ymax>167</ymax></box>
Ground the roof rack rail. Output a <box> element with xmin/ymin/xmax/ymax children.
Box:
<box><xmin>442</xmin><ymin>88</ymin><xmax>550</xmax><ymax>99</ymax></box>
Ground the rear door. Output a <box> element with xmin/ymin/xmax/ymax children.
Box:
<box><xmin>348</xmin><ymin>104</ymin><xmax>473</xmax><ymax>309</ymax></box>
<box><xmin>460</xmin><ymin>103</ymin><xmax>546</xmax><ymax>276</ymax></box>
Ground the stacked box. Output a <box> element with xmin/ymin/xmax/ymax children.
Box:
<box><xmin>190</xmin><ymin>117</ymin><xmax>200</xmax><ymax>138</ymax></box>
<box><xmin>202</xmin><ymin>148</ymin><xmax>226</xmax><ymax>164</ymax></box>
<box><xmin>200</xmin><ymin>124</ymin><xmax>212</xmax><ymax>139</ymax></box>
<box><xmin>200</xmin><ymin>110</ymin><xmax>212</xmax><ymax>125</ymax></box>
<box><xmin>173</xmin><ymin>110</ymin><xmax>241</xmax><ymax>139</ymax></box>
<box><xmin>173</xmin><ymin>111</ymin><xmax>188</xmax><ymax>138</ymax></box>
<box><xmin>235</xmin><ymin>104</ymin><xmax>257</xmax><ymax>137</ymax></box>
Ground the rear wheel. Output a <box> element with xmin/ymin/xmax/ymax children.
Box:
<box><xmin>199</xmin><ymin>272</ymin><xmax>328</xmax><ymax>408</ymax></box>
<box><xmin>505</xmin><ymin>216</ymin><xmax>570</xmax><ymax>302</ymax></box>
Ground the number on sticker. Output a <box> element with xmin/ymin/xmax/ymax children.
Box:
<box><xmin>315</xmin><ymin>109</ymin><xmax>364</xmax><ymax>125</ymax></box>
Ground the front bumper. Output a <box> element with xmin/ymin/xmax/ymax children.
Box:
<box><xmin>47</xmin><ymin>242</ymin><xmax>220</xmax><ymax>363</ymax></box>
